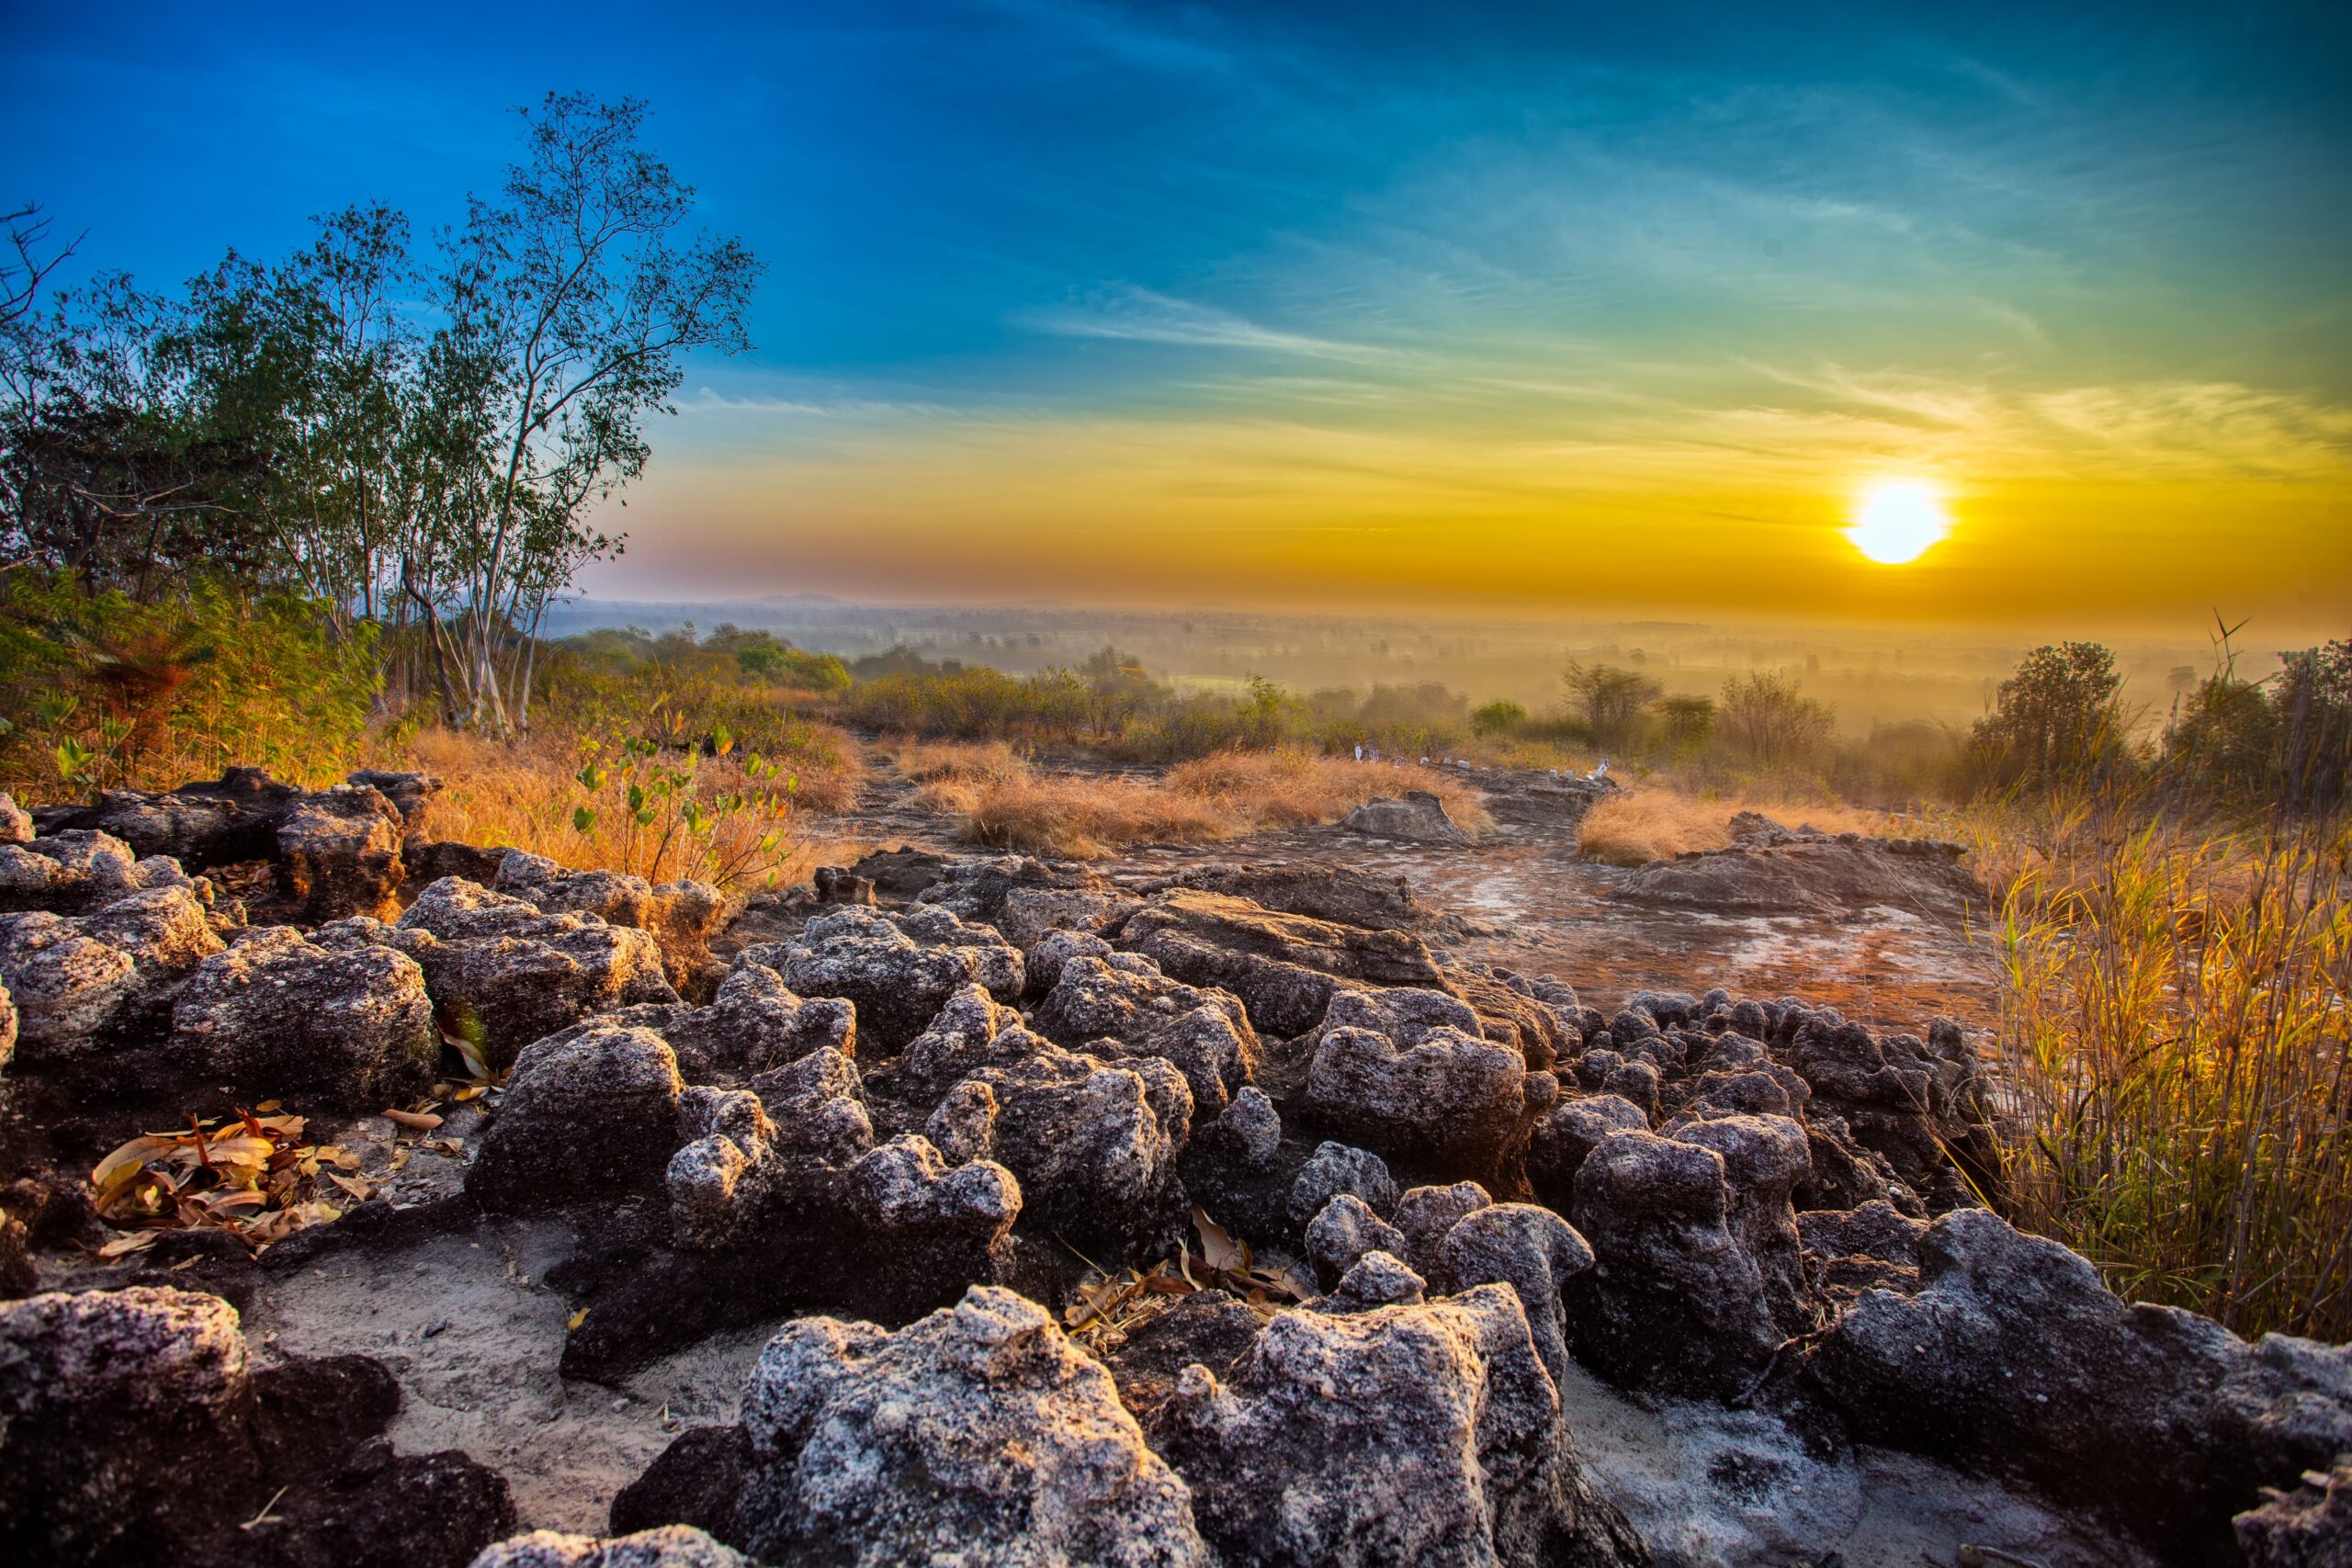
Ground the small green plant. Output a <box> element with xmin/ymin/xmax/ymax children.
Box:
<box><xmin>565</xmin><ymin>703</ymin><xmax>799</xmax><ymax>888</ymax></box>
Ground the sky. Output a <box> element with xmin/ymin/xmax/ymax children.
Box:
<box><xmin>7</xmin><ymin>0</ymin><xmax>2350</xmax><ymax>633</ymax></box>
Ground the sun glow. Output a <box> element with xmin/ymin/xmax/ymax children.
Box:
<box><xmin>1845</xmin><ymin>481</ymin><xmax>1951</xmax><ymax>565</ymax></box>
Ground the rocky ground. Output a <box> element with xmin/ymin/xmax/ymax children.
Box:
<box><xmin>2</xmin><ymin>763</ymin><xmax>2346</xmax><ymax>1568</ymax></box>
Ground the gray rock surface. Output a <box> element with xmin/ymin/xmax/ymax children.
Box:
<box><xmin>468</xmin><ymin>1025</ymin><xmax>685</xmax><ymax>1212</ymax></box>
<box><xmin>1341</xmin><ymin>789</ymin><xmax>1474</xmax><ymax>845</ymax></box>
<box><xmin>1305</xmin><ymin>1021</ymin><xmax>1526</xmax><ymax>1183</ymax></box>
<box><xmin>171</xmin><ymin>924</ymin><xmax>438</xmax><ymax>1109</ymax></box>
<box><xmin>468</xmin><ymin>1527</ymin><xmax>753</xmax><ymax>1567</ymax></box>
<box><xmin>1114</xmin><ymin>888</ymin><xmax>1449</xmax><ymax>1036</ymax></box>
<box><xmin>748</xmin><ymin>904</ymin><xmax>1022</xmax><ymax>1050</ymax></box>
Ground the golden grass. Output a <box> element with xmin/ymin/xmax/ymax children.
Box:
<box><xmin>885</xmin><ymin>738</ymin><xmax>1030</xmax><ymax>786</ymax></box>
<box><xmin>1576</xmin><ymin>788</ymin><xmax>1891</xmax><ymax>866</ymax></box>
<box><xmin>910</xmin><ymin>746</ymin><xmax>1493</xmax><ymax>859</ymax></box>
<box><xmin>1976</xmin><ymin>803</ymin><xmax>2352</xmax><ymax>1339</ymax></box>
<box><xmin>392</xmin><ymin>723</ymin><xmax>863</xmax><ymax>891</ymax></box>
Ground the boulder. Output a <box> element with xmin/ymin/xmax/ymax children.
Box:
<box><xmin>1340</xmin><ymin>789</ymin><xmax>1474</xmax><ymax>845</ymax></box>
<box><xmin>1033</xmin><ymin>951</ymin><xmax>1261</xmax><ymax>1114</ymax></box>
<box><xmin>0</xmin><ymin>884</ymin><xmax>225</xmax><ymax>1062</ymax></box>
<box><xmin>274</xmin><ymin>784</ymin><xmax>408</xmax><ymax>920</ymax></box>
<box><xmin>1615</xmin><ymin>829</ymin><xmax>1981</xmax><ymax>917</ymax></box>
<box><xmin>0</xmin><ymin>829</ymin><xmax>198</xmax><ymax>915</ymax></box>
<box><xmin>2237</xmin><ymin>1460</ymin><xmax>2352</xmax><ymax>1567</ymax></box>
<box><xmin>1526</xmin><ymin>1093</ymin><xmax>1649</xmax><ymax>1210</ymax></box>
<box><xmin>1114</xmin><ymin>889</ymin><xmax>1449</xmax><ymax>1037</ymax></box>
<box><xmin>29</xmin><ymin>767</ymin><xmax>300</xmax><ymax>867</ymax></box>
<box><xmin>0</xmin><ymin>793</ymin><xmax>31</xmax><ymax>844</ymax></box>
<box><xmin>1304</xmin><ymin>1194</ymin><xmax>1409</xmax><ymax>1290</ymax></box>
<box><xmin>748</xmin><ymin>904</ymin><xmax>1022</xmax><ymax>1051</ymax></box>
<box><xmin>733</xmin><ymin>1287</ymin><xmax>1210</xmax><ymax>1566</ymax></box>
<box><xmin>0</xmin><ymin>976</ymin><xmax>15</xmax><ymax>1072</ymax></box>
<box><xmin>171</xmin><ymin>926</ymin><xmax>438</xmax><ymax>1111</ymax></box>
<box><xmin>0</xmin><ymin>1286</ymin><xmax>256</xmax><ymax>1563</ymax></box>
<box><xmin>1807</xmin><ymin>1207</ymin><xmax>2352</xmax><ymax>1562</ymax></box>
<box><xmin>1304</xmin><ymin>1022</ymin><xmax>1526</xmax><ymax>1184</ymax></box>
<box><xmin>467</xmin><ymin>1025</ymin><xmax>684</xmax><ymax>1213</ymax></box>
<box><xmin>560</xmin><ymin>959</ymin><xmax>855</xmax><ymax>1083</ymax></box>
<box><xmin>1288</xmin><ymin>1141</ymin><xmax>1400</xmax><ymax>1227</ymax></box>
<box><xmin>910</xmin><ymin>852</ymin><xmax>1107</xmax><ymax>933</ymax></box>
<box><xmin>1147</xmin><ymin>863</ymin><xmax>1435</xmax><ymax>932</ymax></box>
<box><xmin>1148</xmin><ymin>1284</ymin><xmax>1645</xmax><ymax>1567</ymax></box>
<box><xmin>493</xmin><ymin>852</ymin><xmax>729</xmax><ymax>998</ymax></box>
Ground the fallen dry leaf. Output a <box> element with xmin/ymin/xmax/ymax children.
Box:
<box><xmin>1192</xmin><ymin>1204</ymin><xmax>1249</xmax><ymax>1272</ymax></box>
<box><xmin>381</xmin><ymin>1109</ymin><xmax>443</xmax><ymax>1132</ymax></box>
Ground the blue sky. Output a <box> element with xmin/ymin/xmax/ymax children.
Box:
<box><xmin>7</xmin><ymin>0</ymin><xmax>2348</xmax><ymax>623</ymax></box>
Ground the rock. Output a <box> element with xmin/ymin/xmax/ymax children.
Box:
<box><xmin>327</xmin><ymin>877</ymin><xmax>678</xmax><ymax>1069</ymax></box>
<box><xmin>1148</xmin><ymin>863</ymin><xmax>1435</xmax><ymax>932</ymax></box>
<box><xmin>1615</xmin><ymin>829</ymin><xmax>1981</xmax><ymax>917</ymax></box>
<box><xmin>1304</xmin><ymin>1021</ymin><xmax>1526</xmax><ymax>1184</ymax></box>
<box><xmin>577</xmin><ymin>960</ymin><xmax>856</xmax><ymax>1083</ymax></box>
<box><xmin>2237</xmin><ymin>1459</ymin><xmax>2352</xmax><ymax>1567</ymax></box>
<box><xmin>468</xmin><ymin>1025</ymin><xmax>685</xmax><ymax>1213</ymax></box>
<box><xmin>275</xmin><ymin>784</ymin><xmax>408</xmax><ymax>920</ymax></box>
<box><xmin>1216</xmin><ymin>1086</ymin><xmax>1281</xmax><ymax>1168</ymax></box>
<box><xmin>0</xmin><ymin>829</ymin><xmax>198</xmax><ymax>915</ymax></box>
<box><xmin>1313</xmin><ymin>1249</ymin><xmax>1429</xmax><ymax>1312</ymax></box>
<box><xmin>1114</xmin><ymin>889</ymin><xmax>1449</xmax><ymax>1036</ymax></box>
<box><xmin>1797</xmin><ymin>1199</ymin><xmax>1930</xmax><ymax>1301</ymax></box>
<box><xmin>0</xmin><ymin>978</ymin><xmax>14</xmax><ymax>1074</ymax></box>
<box><xmin>1564</xmin><ymin>1128</ymin><xmax>1811</xmax><ymax>1399</ymax></box>
<box><xmin>171</xmin><ymin>926</ymin><xmax>438</xmax><ymax>1111</ymax></box>
<box><xmin>734</xmin><ymin>1287</ymin><xmax>1210</xmax><ymax>1566</ymax></box>
<box><xmin>1437</xmin><ymin>963</ymin><xmax>1571</xmax><ymax>1068</ymax></box>
<box><xmin>837</xmin><ymin>845</ymin><xmax>953</xmax><ymax>902</ymax></box>
<box><xmin>343</xmin><ymin>768</ymin><xmax>442</xmax><ymax>834</ymax></box>
<box><xmin>1526</xmin><ymin>1094</ymin><xmax>1649</xmax><ymax>1210</ymax></box>
<box><xmin>0</xmin><ymin>883</ymin><xmax>225</xmax><ymax>1064</ymax></box>
<box><xmin>1393</xmin><ymin>1181</ymin><xmax>1493</xmax><ymax>1280</ymax></box>
<box><xmin>493</xmin><ymin>852</ymin><xmax>729</xmax><ymax>998</ymax></box>
<box><xmin>1341</xmin><ymin>789</ymin><xmax>1474</xmax><ymax>845</ymax></box>
<box><xmin>608</xmin><ymin>1426</ymin><xmax>748</xmax><ymax>1540</ymax></box>
<box><xmin>1033</xmin><ymin>952</ymin><xmax>1260</xmax><ymax>1114</ymax></box>
<box><xmin>403</xmin><ymin>840</ymin><xmax>514</xmax><ymax>887</ymax></box>
<box><xmin>1775</xmin><ymin>1011</ymin><xmax>1995</xmax><ymax>1211</ymax></box>
<box><xmin>1304</xmin><ymin>1194</ymin><xmax>1408</xmax><ymax>1290</ymax></box>
<box><xmin>0</xmin><ymin>794</ymin><xmax>30</xmax><ymax>844</ymax></box>
<box><xmin>0</xmin><ymin>1285</ymin><xmax>257</xmax><ymax>1563</ymax></box>
<box><xmin>1148</xmin><ymin>1284</ymin><xmax>1646</xmax><ymax>1567</ymax></box>
<box><xmin>748</xmin><ymin>904</ymin><xmax>1022</xmax><ymax>1051</ymax></box>
<box><xmin>30</xmin><ymin>767</ymin><xmax>300</xmax><ymax>868</ymax></box>
<box><xmin>910</xmin><ymin>853</ymin><xmax>1106</xmax><ymax>934</ymax></box>
<box><xmin>468</xmin><ymin>1527</ymin><xmax>753</xmax><ymax>1567</ymax></box>
<box><xmin>1288</xmin><ymin>1141</ymin><xmax>1400</xmax><ymax>1226</ymax></box>
<box><xmin>1441</xmin><ymin>1202</ymin><xmax>1596</xmax><ymax>1383</ymax></box>
<box><xmin>1807</xmin><ymin>1207</ymin><xmax>2352</xmax><ymax>1562</ymax></box>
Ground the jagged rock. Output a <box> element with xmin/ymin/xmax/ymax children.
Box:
<box><xmin>319</xmin><ymin>877</ymin><xmax>677</xmax><ymax>1069</ymax></box>
<box><xmin>1033</xmin><ymin>952</ymin><xmax>1260</xmax><ymax>1114</ymax></box>
<box><xmin>1313</xmin><ymin>1249</ymin><xmax>1430</xmax><ymax>1312</ymax></box>
<box><xmin>1808</xmin><ymin>1207</ymin><xmax>2352</xmax><ymax>1562</ymax></box>
<box><xmin>469</xmin><ymin>1527</ymin><xmax>752</xmax><ymax>1566</ymax></box>
<box><xmin>1441</xmin><ymin>1202</ymin><xmax>1596</xmax><ymax>1383</ymax></box>
<box><xmin>1148</xmin><ymin>1283</ymin><xmax>1647</xmax><ymax>1567</ymax></box>
<box><xmin>171</xmin><ymin>926</ymin><xmax>437</xmax><ymax>1110</ymax></box>
<box><xmin>30</xmin><ymin>767</ymin><xmax>299</xmax><ymax>867</ymax></box>
<box><xmin>1393</xmin><ymin>1181</ymin><xmax>1493</xmax><ymax>1280</ymax></box>
<box><xmin>493</xmin><ymin>852</ymin><xmax>729</xmax><ymax>998</ymax></box>
<box><xmin>1288</xmin><ymin>1141</ymin><xmax>1400</xmax><ymax>1226</ymax></box>
<box><xmin>1798</xmin><ymin>1199</ymin><xmax>1930</xmax><ymax>1301</ymax></box>
<box><xmin>468</xmin><ymin>1025</ymin><xmax>684</xmax><ymax>1213</ymax></box>
<box><xmin>0</xmin><ymin>883</ymin><xmax>225</xmax><ymax>1061</ymax></box>
<box><xmin>1217</xmin><ymin>1086</ymin><xmax>1280</xmax><ymax>1168</ymax></box>
<box><xmin>1304</xmin><ymin>1021</ymin><xmax>1526</xmax><ymax>1183</ymax></box>
<box><xmin>343</xmin><ymin>768</ymin><xmax>441</xmax><ymax>834</ymax></box>
<box><xmin>1615</xmin><ymin>828</ymin><xmax>1981</xmax><ymax>916</ymax></box>
<box><xmin>1148</xmin><ymin>863</ymin><xmax>1435</xmax><ymax>932</ymax></box>
<box><xmin>1114</xmin><ymin>889</ymin><xmax>1449</xmax><ymax>1036</ymax></box>
<box><xmin>570</xmin><ymin>960</ymin><xmax>855</xmax><ymax>1083</ymax></box>
<box><xmin>0</xmin><ymin>829</ymin><xmax>198</xmax><ymax>915</ymax></box>
<box><xmin>1526</xmin><ymin>1093</ymin><xmax>1649</xmax><ymax>1210</ymax></box>
<box><xmin>734</xmin><ymin>1287</ymin><xmax>1210</xmax><ymax>1566</ymax></box>
<box><xmin>1775</xmin><ymin>1011</ymin><xmax>1994</xmax><ymax>1210</ymax></box>
<box><xmin>0</xmin><ymin>1285</ymin><xmax>257</xmax><ymax>1563</ymax></box>
<box><xmin>911</xmin><ymin>853</ymin><xmax>1108</xmax><ymax>937</ymax></box>
<box><xmin>1305</xmin><ymin>1194</ymin><xmax>1408</xmax><ymax>1290</ymax></box>
<box><xmin>1438</xmin><ymin>963</ymin><xmax>1570</xmax><ymax>1068</ymax></box>
<box><xmin>748</xmin><ymin>904</ymin><xmax>1021</xmax><ymax>1050</ymax></box>
<box><xmin>1341</xmin><ymin>789</ymin><xmax>1473</xmax><ymax>845</ymax></box>
<box><xmin>2237</xmin><ymin>1460</ymin><xmax>2352</xmax><ymax>1566</ymax></box>
<box><xmin>275</xmin><ymin>784</ymin><xmax>408</xmax><ymax>921</ymax></box>
<box><xmin>1564</xmin><ymin>1126</ymin><xmax>1813</xmax><ymax>1399</ymax></box>
<box><xmin>0</xmin><ymin>793</ymin><xmax>30</xmax><ymax>844</ymax></box>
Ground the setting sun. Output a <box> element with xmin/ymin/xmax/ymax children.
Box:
<box><xmin>1846</xmin><ymin>481</ymin><xmax>1951</xmax><ymax>565</ymax></box>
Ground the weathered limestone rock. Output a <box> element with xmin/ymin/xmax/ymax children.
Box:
<box><xmin>568</xmin><ymin>960</ymin><xmax>855</xmax><ymax>1083</ymax></box>
<box><xmin>494</xmin><ymin>852</ymin><xmax>729</xmax><ymax>997</ymax></box>
<box><xmin>1304</xmin><ymin>1021</ymin><xmax>1526</xmax><ymax>1184</ymax></box>
<box><xmin>0</xmin><ymin>829</ymin><xmax>198</xmax><ymax>915</ymax></box>
<box><xmin>469</xmin><ymin>1527</ymin><xmax>753</xmax><ymax>1567</ymax></box>
<box><xmin>734</xmin><ymin>1288</ymin><xmax>1210</xmax><ymax>1566</ymax></box>
<box><xmin>1147</xmin><ymin>862</ymin><xmax>1436</xmax><ymax>932</ymax></box>
<box><xmin>171</xmin><ymin>926</ymin><xmax>437</xmax><ymax>1110</ymax></box>
<box><xmin>1148</xmin><ymin>1284</ymin><xmax>1646</xmax><ymax>1567</ymax></box>
<box><xmin>1033</xmin><ymin>952</ymin><xmax>1260</xmax><ymax>1114</ymax></box>
<box><xmin>1807</xmin><ymin>1207</ymin><xmax>2352</xmax><ymax>1562</ymax></box>
<box><xmin>2237</xmin><ymin>1460</ymin><xmax>2352</xmax><ymax>1567</ymax></box>
<box><xmin>1615</xmin><ymin>827</ymin><xmax>1981</xmax><ymax>916</ymax></box>
<box><xmin>1526</xmin><ymin>1093</ymin><xmax>1649</xmax><ymax>1210</ymax></box>
<box><xmin>468</xmin><ymin>1025</ymin><xmax>685</xmax><ymax>1213</ymax></box>
<box><xmin>275</xmin><ymin>784</ymin><xmax>408</xmax><ymax>921</ymax></box>
<box><xmin>1304</xmin><ymin>1194</ymin><xmax>1409</xmax><ymax>1290</ymax></box>
<box><xmin>1288</xmin><ymin>1141</ymin><xmax>1400</xmax><ymax>1227</ymax></box>
<box><xmin>748</xmin><ymin>904</ymin><xmax>1022</xmax><ymax>1050</ymax></box>
<box><xmin>1114</xmin><ymin>889</ymin><xmax>1449</xmax><ymax>1037</ymax></box>
<box><xmin>1341</xmin><ymin>789</ymin><xmax>1473</xmax><ymax>845</ymax></box>
<box><xmin>0</xmin><ymin>883</ymin><xmax>223</xmax><ymax>1061</ymax></box>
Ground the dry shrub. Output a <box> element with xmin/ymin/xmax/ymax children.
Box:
<box><xmin>888</xmin><ymin>738</ymin><xmax>1030</xmax><ymax>785</ymax></box>
<box><xmin>922</xmin><ymin>748</ymin><xmax>1491</xmax><ymax>858</ymax></box>
<box><xmin>1982</xmin><ymin>805</ymin><xmax>2352</xmax><ymax>1339</ymax></box>
<box><xmin>1577</xmin><ymin>789</ymin><xmax>1891</xmax><ymax>867</ymax></box>
<box><xmin>390</xmin><ymin>725</ymin><xmax>859</xmax><ymax>891</ymax></box>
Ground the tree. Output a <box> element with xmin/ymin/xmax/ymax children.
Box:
<box><xmin>1470</xmin><ymin>698</ymin><xmax>1527</xmax><ymax>736</ymax></box>
<box><xmin>1717</xmin><ymin>672</ymin><xmax>1833</xmax><ymax>770</ymax></box>
<box><xmin>1658</xmin><ymin>694</ymin><xmax>1715</xmax><ymax>755</ymax></box>
<box><xmin>1971</xmin><ymin>642</ymin><xmax>2130</xmax><ymax>790</ymax></box>
<box><xmin>1563</xmin><ymin>661</ymin><xmax>1660</xmax><ymax>746</ymax></box>
<box><xmin>2270</xmin><ymin>638</ymin><xmax>2352</xmax><ymax>815</ymax></box>
<box><xmin>430</xmin><ymin>93</ymin><xmax>762</xmax><ymax>735</ymax></box>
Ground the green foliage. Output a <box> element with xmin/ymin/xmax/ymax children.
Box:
<box><xmin>1969</xmin><ymin>641</ymin><xmax>2132</xmax><ymax>793</ymax></box>
<box><xmin>566</xmin><ymin>702</ymin><xmax>799</xmax><ymax>886</ymax></box>
<box><xmin>1470</xmin><ymin>698</ymin><xmax>1528</xmax><ymax>736</ymax></box>
<box><xmin>1562</xmin><ymin>661</ymin><xmax>1662</xmax><ymax>747</ymax></box>
<box><xmin>0</xmin><ymin>570</ymin><xmax>380</xmax><ymax>797</ymax></box>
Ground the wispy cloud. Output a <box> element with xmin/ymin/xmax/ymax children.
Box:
<box><xmin>1018</xmin><ymin>285</ymin><xmax>1390</xmax><ymax>360</ymax></box>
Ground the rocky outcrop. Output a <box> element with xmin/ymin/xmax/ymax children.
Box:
<box><xmin>1806</xmin><ymin>1208</ymin><xmax>2352</xmax><ymax>1562</ymax></box>
<box><xmin>275</xmin><ymin>784</ymin><xmax>408</xmax><ymax>921</ymax></box>
<box><xmin>1144</xmin><ymin>863</ymin><xmax>1436</xmax><ymax>932</ymax></box>
<box><xmin>746</xmin><ymin>904</ymin><xmax>1022</xmax><ymax>1050</ymax></box>
<box><xmin>732</xmin><ymin>1288</ymin><xmax>1210</xmax><ymax>1566</ymax></box>
<box><xmin>1304</xmin><ymin>1009</ymin><xmax>1527</xmax><ymax>1186</ymax></box>
<box><xmin>467</xmin><ymin>1025</ymin><xmax>686</xmax><ymax>1212</ymax></box>
<box><xmin>469</xmin><ymin>1529</ymin><xmax>752</xmax><ymax>1567</ymax></box>
<box><xmin>1114</xmin><ymin>888</ymin><xmax>1449</xmax><ymax>1036</ymax></box>
<box><xmin>1032</xmin><ymin>951</ymin><xmax>1260</xmax><ymax>1115</ymax></box>
<box><xmin>1342</xmin><ymin>788</ymin><xmax>1475</xmax><ymax>844</ymax></box>
<box><xmin>1614</xmin><ymin>823</ymin><xmax>1981</xmax><ymax>917</ymax></box>
<box><xmin>580</xmin><ymin>959</ymin><xmax>856</xmax><ymax>1082</ymax></box>
<box><xmin>0</xmin><ymin>829</ymin><xmax>201</xmax><ymax>915</ymax></box>
<box><xmin>2237</xmin><ymin>1460</ymin><xmax>2352</xmax><ymax>1566</ymax></box>
<box><xmin>492</xmin><ymin>852</ymin><xmax>729</xmax><ymax>998</ymax></box>
<box><xmin>170</xmin><ymin>925</ymin><xmax>438</xmax><ymax>1110</ymax></box>
<box><xmin>0</xmin><ymin>884</ymin><xmax>224</xmax><ymax>1062</ymax></box>
<box><xmin>1147</xmin><ymin>1282</ymin><xmax>1645</xmax><ymax>1566</ymax></box>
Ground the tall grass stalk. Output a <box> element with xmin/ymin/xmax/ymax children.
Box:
<box><xmin>1985</xmin><ymin>803</ymin><xmax>2352</xmax><ymax>1339</ymax></box>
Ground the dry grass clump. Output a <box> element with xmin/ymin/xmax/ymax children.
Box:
<box><xmin>887</xmin><ymin>738</ymin><xmax>1030</xmax><ymax>786</ymax></box>
<box><xmin>1983</xmin><ymin>806</ymin><xmax>2352</xmax><ymax>1340</ymax></box>
<box><xmin>1577</xmin><ymin>789</ymin><xmax>1891</xmax><ymax>867</ymax></box>
<box><xmin>914</xmin><ymin>747</ymin><xmax>1492</xmax><ymax>858</ymax></box>
<box><xmin>392</xmin><ymin>724</ymin><xmax>859</xmax><ymax>890</ymax></box>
